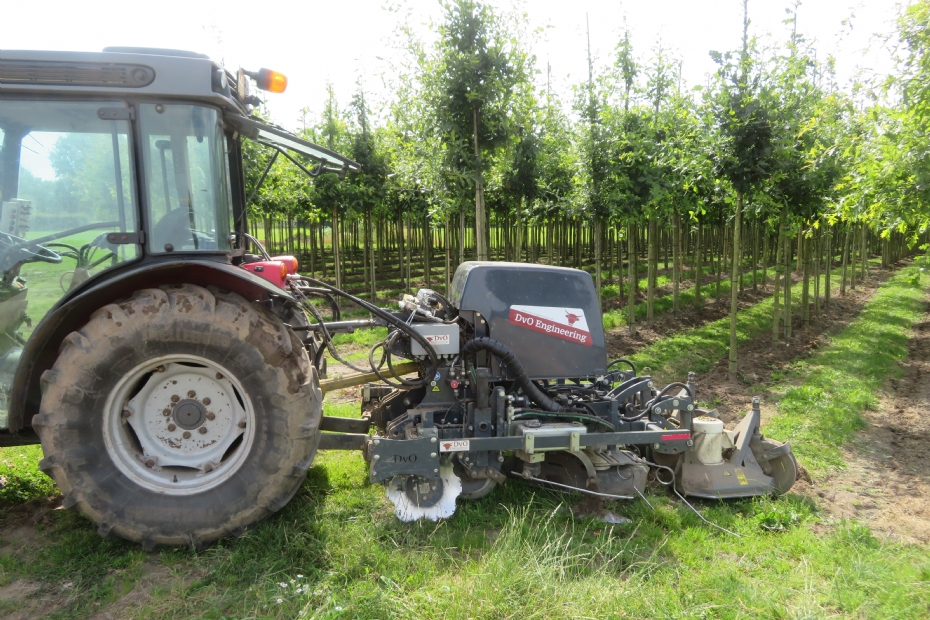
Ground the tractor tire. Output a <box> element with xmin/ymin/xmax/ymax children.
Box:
<box><xmin>33</xmin><ymin>284</ymin><xmax>321</xmax><ymax>549</ymax></box>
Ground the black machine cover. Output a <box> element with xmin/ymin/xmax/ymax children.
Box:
<box><xmin>449</xmin><ymin>262</ymin><xmax>607</xmax><ymax>380</ymax></box>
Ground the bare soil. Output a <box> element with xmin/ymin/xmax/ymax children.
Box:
<box><xmin>796</xmin><ymin>309</ymin><xmax>930</xmax><ymax>545</ymax></box>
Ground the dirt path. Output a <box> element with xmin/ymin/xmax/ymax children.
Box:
<box><xmin>796</xmin><ymin>307</ymin><xmax>930</xmax><ymax>545</ymax></box>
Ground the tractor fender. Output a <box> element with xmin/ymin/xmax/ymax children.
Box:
<box><xmin>6</xmin><ymin>259</ymin><xmax>295</xmax><ymax>433</ymax></box>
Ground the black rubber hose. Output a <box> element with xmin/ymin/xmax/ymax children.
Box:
<box><xmin>607</xmin><ymin>358</ymin><xmax>637</xmax><ymax>375</ymax></box>
<box><xmin>461</xmin><ymin>337</ymin><xmax>564</xmax><ymax>412</ymax></box>
<box><xmin>293</xmin><ymin>276</ymin><xmax>439</xmax><ymax>389</ymax></box>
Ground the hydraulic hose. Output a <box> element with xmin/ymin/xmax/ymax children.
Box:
<box><xmin>461</xmin><ymin>337</ymin><xmax>564</xmax><ymax>412</ymax></box>
<box><xmin>292</xmin><ymin>276</ymin><xmax>439</xmax><ymax>389</ymax></box>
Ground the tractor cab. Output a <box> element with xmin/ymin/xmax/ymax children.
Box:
<box><xmin>0</xmin><ymin>48</ymin><xmax>358</xmax><ymax>430</ymax></box>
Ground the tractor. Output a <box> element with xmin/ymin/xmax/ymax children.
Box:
<box><xmin>0</xmin><ymin>48</ymin><xmax>798</xmax><ymax>548</ymax></box>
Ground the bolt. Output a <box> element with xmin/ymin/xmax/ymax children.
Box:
<box><xmin>155</xmin><ymin>365</ymin><xmax>166</xmax><ymax>373</ymax></box>
<box><xmin>199</xmin><ymin>427</ymin><xmax>208</xmax><ymax>434</ymax></box>
<box><xmin>653</xmin><ymin>443</ymin><xmax>660</xmax><ymax>449</ymax></box>
<box><xmin>498</xmin><ymin>455</ymin><xmax>505</xmax><ymax>463</ymax></box>
<box><xmin>430</xmin><ymin>437</ymin><xmax>437</xmax><ymax>443</ymax></box>
<box><xmin>183</xmin><ymin>431</ymin><xmax>191</xmax><ymax>439</ymax></box>
<box><xmin>238</xmin><ymin>421</ymin><xmax>246</xmax><ymax>428</ymax></box>
<box><xmin>434</xmin><ymin>468</ymin><xmax>439</xmax><ymax>473</ymax></box>
<box><xmin>653</xmin><ymin>407</ymin><xmax>661</xmax><ymax>414</ymax></box>
<box><xmin>373</xmin><ymin>439</ymin><xmax>381</xmax><ymax>446</ymax></box>
<box><xmin>373</xmin><ymin>454</ymin><xmax>380</xmax><ymax>460</ymax></box>
<box><xmin>430</xmin><ymin>452</ymin><xmax>437</xmax><ymax>458</ymax></box>
<box><xmin>216</xmin><ymin>373</ymin><xmax>223</xmax><ymax>380</ymax></box>
<box><xmin>403</xmin><ymin>398</ymin><xmax>411</xmax><ymax>406</ymax></box>
<box><xmin>203</xmin><ymin>397</ymin><xmax>211</xmax><ymax>406</ymax></box>
<box><xmin>121</xmin><ymin>409</ymin><xmax>131</xmax><ymax>419</ymax></box>
<box><xmin>162</xmin><ymin>408</ymin><xmax>171</xmax><ymax>417</ymax></box>
<box><xmin>188</xmin><ymin>390</ymin><xmax>196</xmax><ymax>398</ymax></box>
<box><xmin>204</xmin><ymin>463</ymin><xmax>214</xmax><ymax>472</ymax></box>
<box><xmin>145</xmin><ymin>459</ymin><xmax>155</xmax><ymax>468</ymax></box>
<box><xmin>170</xmin><ymin>395</ymin><xmax>180</xmax><ymax>403</ymax></box>
<box><xmin>168</xmin><ymin>424</ymin><xmax>176</xmax><ymax>431</ymax></box>
<box><xmin>687</xmin><ymin>404</ymin><xmax>694</xmax><ymax>411</ymax></box>
<box><xmin>206</xmin><ymin>412</ymin><xmax>215</xmax><ymax>421</ymax></box>
<box><xmin>673</xmin><ymin>399</ymin><xmax>680</xmax><ymax>407</ymax></box>
<box><xmin>687</xmin><ymin>439</ymin><xmax>694</xmax><ymax>447</ymax></box>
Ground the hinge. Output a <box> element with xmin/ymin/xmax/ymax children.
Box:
<box><xmin>106</xmin><ymin>231</ymin><xmax>144</xmax><ymax>245</ymax></box>
<box><xmin>97</xmin><ymin>106</ymin><xmax>135</xmax><ymax>121</ymax></box>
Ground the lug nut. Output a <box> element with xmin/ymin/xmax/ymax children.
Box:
<box><xmin>203</xmin><ymin>397</ymin><xmax>211</xmax><ymax>406</ymax></box>
<box><xmin>162</xmin><ymin>408</ymin><xmax>171</xmax><ymax>417</ymax></box>
<box><xmin>167</xmin><ymin>424</ymin><xmax>176</xmax><ymax>431</ymax></box>
<box><xmin>204</xmin><ymin>463</ymin><xmax>214</xmax><ymax>472</ymax></box>
<box><xmin>237</xmin><ymin>421</ymin><xmax>246</xmax><ymax>429</ymax></box>
<box><xmin>206</xmin><ymin>412</ymin><xmax>215</xmax><ymax>421</ymax></box>
<box><xmin>170</xmin><ymin>395</ymin><xmax>180</xmax><ymax>403</ymax></box>
<box><xmin>199</xmin><ymin>427</ymin><xmax>208</xmax><ymax>434</ymax></box>
<box><xmin>187</xmin><ymin>390</ymin><xmax>196</xmax><ymax>398</ymax></box>
<box><xmin>145</xmin><ymin>459</ymin><xmax>155</xmax><ymax>468</ymax></box>
<box><xmin>216</xmin><ymin>373</ymin><xmax>223</xmax><ymax>380</ymax></box>
<box><xmin>121</xmin><ymin>409</ymin><xmax>131</xmax><ymax>419</ymax></box>
<box><xmin>155</xmin><ymin>365</ymin><xmax>166</xmax><ymax>373</ymax></box>
<box><xmin>183</xmin><ymin>431</ymin><xmax>191</xmax><ymax>439</ymax></box>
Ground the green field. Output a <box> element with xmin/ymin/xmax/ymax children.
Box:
<box><xmin>0</xmin><ymin>265</ymin><xmax>926</xmax><ymax>618</ymax></box>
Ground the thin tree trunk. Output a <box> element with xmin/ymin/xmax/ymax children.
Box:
<box><xmin>728</xmin><ymin>192</ymin><xmax>743</xmax><ymax>380</ymax></box>
<box><xmin>647</xmin><ymin>217</ymin><xmax>656</xmax><ymax>326</ymax></box>
<box><xmin>627</xmin><ymin>222</ymin><xmax>636</xmax><ymax>334</ymax></box>
<box><xmin>673</xmin><ymin>209</ymin><xmax>680</xmax><ymax>316</ymax></box>
<box><xmin>473</xmin><ymin>106</ymin><xmax>487</xmax><ymax>261</ymax></box>
<box><xmin>772</xmin><ymin>206</ymin><xmax>786</xmax><ymax>341</ymax></box>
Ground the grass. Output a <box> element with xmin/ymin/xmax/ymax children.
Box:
<box><xmin>602</xmin><ymin>264</ymin><xmax>768</xmax><ymax>329</ymax></box>
<box><xmin>765</xmin><ymin>265</ymin><xmax>928</xmax><ymax>474</ymax></box>
<box><xmin>1</xmin><ymin>265</ymin><xmax>928</xmax><ymax>618</ymax></box>
<box><xmin>625</xmin><ymin>271</ymin><xmax>838</xmax><ymax>385</ymax></box>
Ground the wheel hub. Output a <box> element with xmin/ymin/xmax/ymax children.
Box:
<box><xmin>173</xmin><ymin>399</ymin><xmax>206</xmax><ymax>430</ymax></box>
<box><xmin>103</xmin><ymin>355</ymin><xmax>255</xmax><ymax>495</ymax></box>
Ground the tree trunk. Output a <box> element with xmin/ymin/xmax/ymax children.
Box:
<box><xmin>772</xmin><ymin>207</ymin><xmax>786</xmax><ymax>342</ymax></box>
<box><xmin>694</xmin><ymin>217</ymin><xmax>703</xmax><ymax>309</ymax></box>
<box><xmin>784</xmin><ymin>229</ymin><xmax>792</xmax><ymax>339</ymax></box>
<box><xmin>594</xmin><ymin>219</ymin><xmax>603</xmax><ymax>301</ymax></box>
<box><xmin>728</xmin><ymin>192</ymin><xmax>743</xmax><ymax>380</ymax></box>
<box><xmin>473</xmin><ymin>106</ymin><xmax>487</xmax><ymax>261</ymax></box>
<box><xmin>647</xmin><ymin>217</ymin><xmax>657</xmax><ymax>326</ymax></box>
<box><xmin>673</xmin><ymin>209</ymin><xmax>680</xmax><ymax>317</ymax></box>
<box><xmin>627</xmin><ymin>222</ymin><xmax>636</xmax><ymax>334</ymax></box>
<box><xmin>801</xmin><ymin>233</ymin><xmax>810</xmax><ymax>325</ymax></box>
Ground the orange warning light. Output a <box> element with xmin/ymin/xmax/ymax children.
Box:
<box><xmin>256</xmin><ymin>68</ymin><xmax>287</xmax><ymax>93</ymax></box>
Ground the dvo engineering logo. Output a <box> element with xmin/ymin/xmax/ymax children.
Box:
<box><xmin>508</xmin><ymin>305</ymin><xmax>592</xmax><ymax>346</ymax></box>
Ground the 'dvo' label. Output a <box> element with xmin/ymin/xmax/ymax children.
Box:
<box><xmin>439</xmin><ymin>439</ymin><xmax>470</xmax><ymax>452</ymax></box>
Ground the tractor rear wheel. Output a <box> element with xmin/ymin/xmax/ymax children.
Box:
<box><xmin>33</xmin><ymin>284</ymin><xmax>321</xmax><ymax>549</ymax></box>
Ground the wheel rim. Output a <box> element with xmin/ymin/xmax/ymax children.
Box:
<box><xmin>103</xmin><ymin>354</ymin><xmax>256</xmax><ymax>495</ymax></box>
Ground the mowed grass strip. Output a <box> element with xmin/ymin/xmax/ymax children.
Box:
<box><xmin>627</xmin><ymin>271</ymin><xmax>839</xmax><ymax>383</ymax></box>
<box><xmin>766</xmin><ymin>265</ymin><xmax>928</xmax><ymax>475</ymax></box>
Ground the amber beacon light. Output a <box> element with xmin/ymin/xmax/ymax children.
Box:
<box><xmin>254</xmin><ymin>68</ymin><xmax>287</xmax><ymax>93</ymax></box>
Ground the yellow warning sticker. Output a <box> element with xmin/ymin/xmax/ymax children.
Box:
<box><xmin>735</xmin><ymin>468</ymin><xmax>748</xmax><ymax>486</ymax></box>
<box><xmin>432</xmin><ymin>386</ymin><xmax>441</xmax><ymax>392</ymax></box>
<box><xmin>723</xmin><ymin>470</ymin><xmax>731</xmax><ymax>476</ymax></box>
